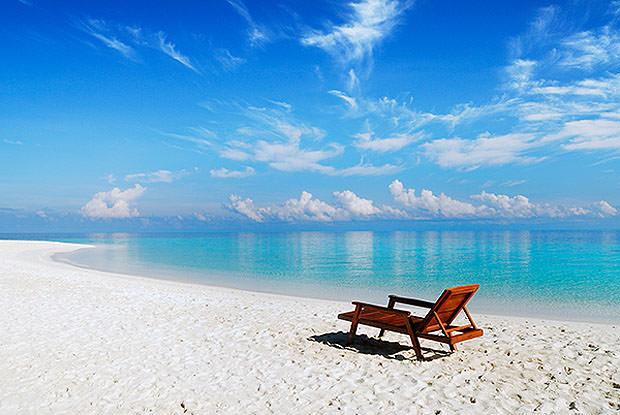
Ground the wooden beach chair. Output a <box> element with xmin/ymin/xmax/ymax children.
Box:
<box><xmin>338</xmin><ymin>284</ymin><xmax>483</xmax><ymax>360</ymax></box>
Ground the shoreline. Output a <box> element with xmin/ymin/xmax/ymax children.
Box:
<box><xmin>2</xmin><ymin>240</ymin><xmax>619</xmax><ymax>413</ymax></box>
<box><xmin>54</xmin><ymin>240</ymin><xmax>620</xmax><ymax>326</ymax></box>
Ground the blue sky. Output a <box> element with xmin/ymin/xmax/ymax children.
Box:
<box><xmin>2</xmin><ymin>0</ymin><xmax>620</xmax><ymax>230</ymax></box>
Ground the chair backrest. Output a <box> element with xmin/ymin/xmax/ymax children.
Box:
<box><xmin>418</xmin><ymin>284</ymin><xmax>479</xmax><ymax>333</ymax></box>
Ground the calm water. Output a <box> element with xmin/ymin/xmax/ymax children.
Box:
<box><xmin>4</xmin><ymin>231</ymin><xmax>620</xmax><ymax>322</ymax></box>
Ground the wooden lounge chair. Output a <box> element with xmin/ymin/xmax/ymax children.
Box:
<box><xmin>338</xmin><ymin>284</ymin><xmax>483</xmax><ymax>360</ymax></box>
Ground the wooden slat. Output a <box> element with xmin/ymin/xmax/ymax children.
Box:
<box><xmin>338</xmin><ymin>284</ymin><xmax>483</xmax><ymax>360</ymax></box>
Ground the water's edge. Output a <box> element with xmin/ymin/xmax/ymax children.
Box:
<box><xmin>53</xmin><ymin>242</ymin><xmax>620</xmax><ymax>325</ymax></box>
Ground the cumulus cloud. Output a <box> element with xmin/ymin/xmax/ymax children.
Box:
<box><xmin>228</xmin><ymin>195</ymin><xmax>264</xmax><ymax>221</ymax></box>
<box><xmin>471</xmin><ymin>191</ymin><xmax>539</xmax><ymax>218</ymax></box>
<box><xmin>333</xmin><ymin>190</ymin><xmax>381</xmax><ymax>216</ymax></box>
<box><xmin>593</xmin><ymin>200</ymin><xmax>618</xmax><ymax>217</ymax></box>
<box><xmin>389</xmin><ymin>180</ymin><xmax>489</xmax><ymax>218</ymax></box>
<box><xmin>210</xmin><ymin>166</ymin><xmax>256</xmax><ymax>178</ymax></box>
<box><xmin>228</xmin><ymin>181</ymin><xmax>617</xmax><ymax>223</ymax></box>
<box><xmin>389</xmin><ymin>180</ymin><xmax>617</xmax><ymax>219</ymax></box>
<box><xmin>229</xmin><ymin>190</ymin><xmax>389</xmax><ymax>222</ymax></box>
<box><xmin>81</xmin><ymin>184</ymin><xmax>146</xmax><ymax>219</ymax></box>
<box><xmin>301</xmin><ymin>0</ymin><xmax>410</xmax><ymax>65</ymax></box>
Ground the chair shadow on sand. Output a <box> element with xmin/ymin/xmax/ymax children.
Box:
<box><xmin>308</xmin><ymin>331</ymin><xmax>451</xmax><ymax>362</ymax></box>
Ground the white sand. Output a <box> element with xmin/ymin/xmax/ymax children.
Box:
<box><xmin>0</xmin><ymin>241</ymin><xmax>619</xmax><ymax>414</ymax></box>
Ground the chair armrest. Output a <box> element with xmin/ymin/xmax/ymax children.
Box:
<box><xmin>388</xmin><ymin>295</ymin><xmax>435</xmax><ymax>308</ymax></box>
<box><xmin>352</xmin><ymin>301</ymin><xmax>411</xmax><ymax>316</ymax></box>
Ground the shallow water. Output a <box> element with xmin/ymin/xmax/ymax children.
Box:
<box><xmin>5</xmin><ymin>231</ymin><xmax>620</xmax><ymax>322</ymax></box>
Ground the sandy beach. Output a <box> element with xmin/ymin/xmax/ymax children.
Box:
<box><xmin>1</xmin><ymin>240</ymin><xmax>619</xmax><ymax>414</ymax></box>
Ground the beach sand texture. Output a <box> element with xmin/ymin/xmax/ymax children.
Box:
<box><xmin>1</xmin><ymin>241</ymin><xmax>619</xmax><ymax>414</ymax></box>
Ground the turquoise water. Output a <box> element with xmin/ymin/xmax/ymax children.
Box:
<box><xmin>4</xmin><ymin>231</ymin><xmax>620</xmax><ymax>322</ymax></box>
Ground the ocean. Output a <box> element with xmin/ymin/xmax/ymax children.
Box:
<box><xmin>4</xmin><ymin>230</ymin><xmax>620</xmax><ymax>323</ymax></box>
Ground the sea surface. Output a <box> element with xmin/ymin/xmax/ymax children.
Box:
<box><xmin>3</xmin><ymin>231</ymin><xmax>620</xmax><ymax>323</ymax></box>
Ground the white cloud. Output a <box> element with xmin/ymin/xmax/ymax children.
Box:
<box><xmin>471</xmin><ymin>192</ymin><xmax>537</xmax><ymax>218</ymax></box>
<box><xmin>472</xmin><ymin>191</ymin><xmax>620</xmax><ymax>219</ymax></box>
<box><xmin>163</xmin><ymin>130</ymin><xmax>213</xmax><ymax>149</ymax></box>
<box><xmin>220</xmin><ymin>147</ymin><xmax>252</xmax><ymax>161</ymax></box>
<box><xmin>216</xmin><ymin>49</ymin><xmax>246</xmax><ymax>70</ymax></box>
<box><xmin>389</xmin><ymin>180</ymin><xmax>489</xmax><ymax>218</ymax></box>
<box><xmin>347</xmin><ymin>69</ymin><xmax>360</xmax><ymax>91</ymax></box>
<box><xmin>229</xmin><ymin>192</ymin><xmax>341</xmax><ymax>222</ymax></box>
<box><xmin>157</xmin><ymin>33</ymin><xmax>199</xmax><ymax>73</ymax></box>
<box><xmin>422</xmin><ymin>133</ymin><xmax>542</xmax><ymax>169</ymax></box>
<box><xmin>544</xmin><ymin>119</ymin><xmax>620</xmax><ymax>150</ymax></box>
<box><xmin>125</xmin><ymin>169</ymin><xmax>191</xmax><ymax>183</ymax></box>
<box><xmin>79</xmin><ymin>19</ymin><xmax>136</xmax><ymax>60</ymax></box>
<box><xmin>505</xmin><ymin>59</ymin><xmax>537</xmax><ymax>91</ymax></box>
<box><xmin>334</xmin><ymin>162</ymin><xmax>402</xmax><ymax>176</ymax></box>
<box><xmin>301</xmin><ymin>0</ymin><xmax>410</xmax><ymax>65</ymax></box>
<box><xmin>333</xmin><ymin>190</ymin><xmax>381</xmax><ymax>216</ymax></box>
<box><xmin>559</xmin><ymin>26</ymin><xmax>620</xmax><ymax>70</ymax></box>
<box><xmin>354</xmin><ymin>130</ymin><xmax>419</xmax><ymax>152</ymax></box>
<box><xmin>593</xmin><ymin>200</ymin><xmax>618</xmax><ymax>217</ymax></box>
<box><xmin>226</xmin><ymin>0</ymin><xmax>269</xmax><ymax>46</ymax></box>
<box><xmin>228</xmin><ymin>182</ymin><xmax>618</xmax><ymax>223</ymax></box>
<box><xmin>81</xmin><ymin>184</ymin><xmax>146</xmax><ymax>219</ymax></box>
<box><xmin>210</xmin><ymin>166</ymin><xmax>255</xmax><ymax>178</ymax></box>
<box><xmin>2</xmin><ymin>139</ymin><xmax>23</xmax><ymax>145</ymax></box>
<box><xmin>271</xmin><ymin>192</ymin><xmax>342</xmax><ymax>222</ymax></box>
<box><xmin>230</xmin><ymin>190</ymin><xmax>387</xmax><ymax>222</ymax></box>
<box><xmin>253</xmin><ymin>140</ymin><xmax>344</xmax><ymax>173</ymax></box>
<box><xmin>389</xmin><ymin>181</ymin><xmax>617</xmax><ymax>219</ymax></box>
<box><xmin>228</xmin><ymin>195</ymin><xmax>264</xmax><ymax>222</ymax></box>
<box><xmin>105</xmin><ymin>174</ymin><xmax>116</xmax><ymax>184</ymax></box>
<box><xmin>329</xmin><ymin>90</ymin><xmax>358</xmax><ymax>110</ymax></box>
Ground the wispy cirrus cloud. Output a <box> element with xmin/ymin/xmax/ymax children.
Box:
<box><xmin>422</xmin><ymin>133</ymin><xmax>543</xmax><ymax>170</ymax></box>
<box><xmin>215</xmin><ymin>49</ymin><xmax>246</xmax><ymax>71</ymax></box>
<box><xmin>328</xmin><ymin>90</ymin><xmax>358</xmax><ymax>110</ymax></box>
<box><xmin>125</xmin><ymin>168</ymin><xmax>194</xmax><ymax>183</ymax></box>
<box><xmin>226</xmin><ymin>0</ymin><xmax>269</xmax><ymax>47</ymax></box>
<box><xmin>157</xmin><ymin>32</ymin><xmax>199</xmax><ymax>73</ymax></box>
<box><xmin>558</xmin><ymin>26</ymin><xmax>620</xmax><ymax>70</ymax></box>
<box><xmin>391</xmin><ymin>4</ymin><xmax>620</xmax><ymax>170</ymax></box>
<box><xmin>210</xmin><ymin>102</ymin><xmax>402</xmax><ymax>176</ymax></box>
<box><xmin>78</xmin><ymin>19</ymin><xmax>137</xmax><ymax>60</ymax></box>
<box><xmin>210</xmin><ymin>166</ymin><xmax>255</xmax><ymax>179</ymax></box>
<box><xmin>301</xmin><ymin>0</ymin><xmax>411</xmax><ymax>66</ymax></box>
<box><xmin>354</xmin><ymin>128</ymin><xmax>420</xmax><ymax>152</ymax></box>
<box><xmin>76</xmin><ymin>19</ymin><xmax>199</xmax><ymax>73</ymax></box>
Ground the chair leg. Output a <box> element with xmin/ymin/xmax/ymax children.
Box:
<box><xmin>404</xmin><ymin>318</ymin><xmax>424</xmax><ymax>361</ymax></box>
<box><xmin>449</xmin><ymin>343</ymin><xmax>458</xmax><ymax>352</ymax></box>
<box><xmin>410</xmin><ymin>334</ymin><xmax>424</xmax><ymax>361</ymax></box>
<box><xmin>346</xmin><ymin>304</ymin><xmax>362</xmax><ymax>345</ymax></box>
<box><xmin>379</xmin><ymin>298</ymin><xmax>396</xmax><ymax>338</ymax></box>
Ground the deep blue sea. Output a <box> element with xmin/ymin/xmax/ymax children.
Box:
<box><xmin>3</xmin><ymin>231</ymin><xmax>620</xmax><ymax>322</ymax></box>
